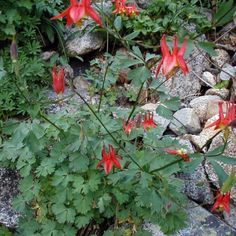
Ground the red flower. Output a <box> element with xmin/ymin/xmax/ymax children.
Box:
<box><xmin>52</xmin><ymin>66</ymin><xmax>65</xmax><ymax>94</ymax></box>
<box><xmin>112</xmin><ymin>0</ymin><xmax>139</xmax><ymax>16</ymax></box>
<box><xmin>96</xmin><ymin>145</ymin><xmax>122</xmax><ymax>174</ymax></box>
<box><xmin>142</xmin><ymin>112</ymin><xmax>157</xmax><ymax>130</ymax></box>
<box><xmin>212</xmin><ymin>191</ymin><xmax>230</xmax><ymax>214</ymax></box>
<box><xmin>51</xmin><ymin>0</ymin><xmax>102</xmax><ymax>26</ymax></box>
<box><xmin>206</xmin><ymin>101</ymin><xmax>236</xmax><ymax>130</ymax></box>
<box><xmin>125</xmin><ymin>5</ymin><xmax>139</xmax><ymax>16</ymax></box>
<box><xmin>164</xmin><ymin>148</ymin><xmax>190</xmax><ymax>162</ymax></box>
<box><xmin>123</xmin><ymin>119</ymin><xmax>136</xmax><ymax>135</ymax></box>
<box><xmin>155</xmin><ymin>34</ymin><xmax>189</xmax><ymax>79</ymax></box>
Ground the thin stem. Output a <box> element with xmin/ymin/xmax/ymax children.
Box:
<box><xmin>150</xmin><ymin>159</ymin><xmax>182</xmax><ymax>173</ymax></box>
<box><xmin>72</xmin><ymin>88</ymin><xmax>144</xmax><ymax>170</ymax></box>
<box><xmin>199</xmin><ymin>130</ymin><xmax>221</xmax><ymax>152</ymax></box>
<box><xmin>126</xmin><ymin>82</ymin><xmax>145</xmax><ymax>124</ymax></box>
<box><xmin>138</xmin><ymin>77</ymin><xmax>168</xmax><ymax>105</ymax></box>
<box><xmin>39</xmin><ymin>112</ymin><xmax>65</xmax><ymax>135</ymax></box>
<box><xmin>98</xmin><ymin>62</ymin><xmax>111</xmax><ymax>113</ymax></box>
<box><xmin>12</xmin><ymin>65</ymin><xmax>65</xmax><ymax>134</ymax></box>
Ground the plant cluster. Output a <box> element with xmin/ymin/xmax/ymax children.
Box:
<box><xmin>0</xmin><ymin>0</ymin><xmax>236</xmax><ymax>236</ymax></box>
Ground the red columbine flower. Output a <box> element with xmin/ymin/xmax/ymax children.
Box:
<box><xmin>155</xmin><ymin>34</ymin><xmax>189</xmax><ymax>79</ymax></box>
<box><xmin>125</xmin><ymin>5</ymin><xmax>139</xmax><ymax>16</ymax></box>
<box><xmin>112</xmin><ymin>0</ymin><xmax>126</xmax><ymax>14</ymax></box>
<box><xmin>112</xmin><ymin>0</ymin><xmax>139</xmax><ymax>16</ymax></box>
<box><xmin>51</xmin><ymin>0</ymin><xmax>102</xmax><ymax>26</ymax></box>
<box><xmin>52</xmin><ymin>66</ymin><xmax>65</xmax><ymax>94</ymax></box>
<box><xmin>164</xmin><ymin>148</ymin><xmax>190</xmax><ymax>162</ymax></box>
<box><xmin>96</xmin><ymin>145</ymin><xmax>122</xmax><ymax>174</ymax></box>
<box><xmin>206</xmin><ymin>101</ymin><xmax>236</xmax><ymax>130</ymax></box>
<box><xmin>142</xmin><ymin>112</ymin><xmax>157</xmax><ymax>130</ymax></box>
<box><xmin>212</xmin><ymin>191</ymin><xmax>230</xmax><ymax>214</ymax></box>
<box><xmin>123</xmin><ymin>119</ymin><xmax>136</xmax><ymax>135</ymax></box>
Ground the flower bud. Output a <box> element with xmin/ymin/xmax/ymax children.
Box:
<box><xmin>10</xmin><ymin>35</ymin><xmax>18</xmax><ymax>63</ymax></box>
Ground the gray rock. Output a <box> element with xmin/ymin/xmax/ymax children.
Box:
<box><xmin>160</xmin><ymin>48</ymin><xmax>207</xmax><ymax>103</ymax></box>
<box><xmin>63</xmin><ymin>64</ymin><xmax>74</xmax><ymax>83</ymax></box>
<box><xmin>219</xmin><ymin>63</ymin><xmax>236</xmax><ymax>81</ymax></box>
<box><xmin>41</xmin><ymin>51</ymin><xmax>55</xmax><ymax>61</ymax></box>
<box><xmin>144</xmin><ymin>201</ymin><xmax>236</xmax><ymax>235</ymax></box>
<box><xmin>224</xmin><ymin>205</ymin><xmax>236</xmax><ymax>229</ymax></box>
<box><xmin>189</xmin><ymin>95</ymin><xmax>222</xmax><ymax>122</ymax></box>
<box><xmin>168</xmin><ymin>138</ymin><xmax>214</xmax><ymax>204</ymax></box>
<box><xmin>169</xmin><ymin>108</ymin><xmax>201</xmax><ymax>135</ymax></box>
<box><xmin>66</xmin><ymin>28</ymin><xmax>104</xmax><ymax>57</ymax></box>
<box><xmin>0</xmin><ymin>168</ymin><xmax>20</xmax><ymax>228</ymax></box>
<box><xmin>202</xmin><ymin>71</ymin><xmax>217</xmax><ymax>87</ymax></box>
<box><xmin>205</xmin><ymin>88</ymin><xmax>229</xmax><ymax>100</ymax></box>
<box><xmin>179</xmin><ymin>164</ymin><xmax>214</xmax><ymax>205</ymax></box>
<box><xmin>135</xmin><ymin>0</ymin><xmax>153</xmax><ymax>8</ymax></box>
<box><xmin>211</xmin><ymin>49</ymin><xmax>230</xmax><ymax>68</ymax></box>
<box><xmin>206</xmin><ymin>132</ymin><xmax>236</xmax><ymax>202</ymax></box>
<box><xmin>186</xmin><ymin>115</ymin><xmax>220</xmax><ymax>150</ymax></box>
<box><xmin>232</xmin><ymin>52</ymin><xmax>236</xmax><ymax>66</ymax></box>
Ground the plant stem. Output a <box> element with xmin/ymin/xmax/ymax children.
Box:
<box><xmin>126</xmin><ymin>82</ymin><xmax>145</xmax><ymax>124</ymax></box>
<box><xmin>73</xmin><ymin>88</ymin><xmax>144</xmax><ymax>170</ymax></box>
<box><xmin>98</xmin><ymin>62</ymin><xmax>110</xmax><ymax>113</ymax></box>
<box><xmin>12</xmin><ymin>65</ymin><xmax>65</xmax><ymax>134</ymax></box>
<box><xmin>150</xmin><ymin>159</ymin><xmax>182</xmax><ymax>173</ymax></box>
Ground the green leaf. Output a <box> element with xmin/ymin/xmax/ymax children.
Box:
<box><xmin>161</xmin><ymin>97</ymin><xmax>181</xmax><ymax>111</ymax></box>
<box><xmin>36</xmin><ymin>158</ymin><xmax>56</xmax><ymax>177</ymax></box>
<box><xmin>41</xmin><ymin>220</ymin><xmax>57</xmax><ymax>235</ymax></box>
<box><xmin>128</xmin><ymin>66</ymin><xmax>151</xmax><ymax>84</ymax></box>
<box><xmin>131</xmin><ymin>46</ymin><xmax>143</xmax><ymax>60</ymax></box>
<box><xmin>12</xmin><ymin>195</ymin><xmax>26</xmax><ymax>212</ymax></box>
<box><xmin>52</xmin><ymin>203</ymin><xmax>76</xmax><ymax>224</ymax></box>
<box><xmin>69</xmin><ymin>152</ymin><xmax>89</xmax><ymax>172</ymax></box>
<box><xmin>74</xmin><ymin>194</ymin><xmax>93</xmax><ymax>214</ymax></box>
<box><xmin>114</xmin><ymin>16</ymin><xmax>122</xmax><ymax>31</ymax></box>
<box><xmin>118</xmin><ymin>58</ymin><xmax>141</xmax><ymax>68</ymax></box>
<box><xmin>198</xmin><ymin>41</ymin><xmax>217</xmax><ymax>57</ymax></box>
<box><xmin>19</xmin><ymin>176</ymin><xmax>40</xmax><ymax>201</ymax></box>
<box><xmin>72</xmin><ymin>175</ymin><xmax>84</xmax><ymax>193</ymax></box>
<box><xmin>183</xmin><ymin>154</ymin><xmax>203</xmax><ymax>173</ymax></box>
<box><xmin>98</xmin><ymin>193</ymin><xmax>112</xmax><ymax>213</ymax></box>
<box><xmin>24</xmin><ymin>131</ymin><xmax>43</xmax><ymax>153</ymax></box>
<box><xmin>27</xmin><ymin>104</ymin><xmax>41</xmax><ymax>118</ymax></box>
<box><xmin>214</xmin><ymin>80</ymin><xmax>229</xmax><ymax>89</ymax></box>
<box><xmin>156</xmin><ymin>105</ymin><xmax>173</xmax><ymax>119</ymax></box>
<box><xmin>207</xmin><ymin>155</ymin><xmax>236</xmax><ymax>165</ymax></box>
<box><xmin>206</xmin><ymin>145</ymin><xmax>225</xmax><ymax>156</ymax></box>
<box><xmin>124</xmin><ymin>31</ymin><xmax>140</xmax><ymax>41</ymax></box>
<box><xmin>112</xmin><ymin>189</ymin><xmax>129</xmax><ymax>204</ymax></box>
<box><xmin>52</xmin><ymin>168</ymin><xmax>73</xmax><ymax>187</ymax></box>
<box><xmin>75</xmin><ymin>214</ymin><xmax>92</xmax><ymax>229</ymax></box>
<box><xmin>214</xmin><ymin>0</ymin><xmax>236</xmax><ymax>26</ymax></box>
<box><xmin>210</xmin><ymin>161</ymin><xmax>228</xmax><ymax>187</ymax></box>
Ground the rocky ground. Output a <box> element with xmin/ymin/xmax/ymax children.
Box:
<box><xmin>1</xmin><ymin>1</ymin><xmax>236</xmax><ymax>234</ymax></box>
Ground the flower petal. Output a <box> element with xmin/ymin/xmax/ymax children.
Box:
<box><xmin>177</xmin><ymin>55</ymin><xmax>189</xmax><ymax>75</ymax></box>
<box><xmin>160</xmin><ymin>34</ymin><xmax>170</xmax><ymax>57</ymax></box>
<box><xmin>86</xmin><ymin>6</ymin><xmax>102</xmax><ymax>26</ymax></box>
<box><xmin>104</xmin><ymin>159</ymin><xmax>113</xmax><ymax>174</ymax></box>
<box><xmin>178</xmin><ymin>37</ymin><xmax>187</xmax><ymax>57</ymax></box>
<box><xmin>173</xmin><ymin>34</ymin><xmax>178</xmax><ymax>55</ymax></box>
<box><xmin>155</xmin><ymin>58</ymin><xmax>164</xmax><ymax>78</ymax></box>
<box><xmin>50</xmin><ymin>8</ymin><xmax>70</xmax><ymax>20</ymax></box>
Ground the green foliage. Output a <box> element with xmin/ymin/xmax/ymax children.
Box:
<box><xmin>0</xmin><ymin>104</ymin><xmax>190</xmax><ymax>235</ymax></box>
<box><xmin>0</xmin><ymin>0</ymin><xmax>64</xmax><ymax>40</ymax></box>
<box><xmin>121</xmin><ymin>0</ymin><xmax>211</xmax><ymax>46</ymax></box>
<box><xmin>0</xmin><ymin>32</ymin><xmax>50</xmax><ymax>119</ymax></box>
<box><xmin>1</xmin><ymin>0</ymin><xmax>236</xmax><ymax>235</ymax></box>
